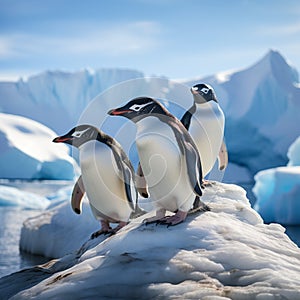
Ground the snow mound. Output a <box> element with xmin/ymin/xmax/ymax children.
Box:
<box><xmin>0</xmin><ymin>185</ymin><xmax>49</xmax><ymax>209</ymax></box>
<box><xmin>2</xmin><ymin>182</ymin><xmax>300</xmax><ymax>299</ymax></box>
<box><xmin>0</xmin><ymin>113</ymin><xmax>79</xmax><ymax>180</ymax></box>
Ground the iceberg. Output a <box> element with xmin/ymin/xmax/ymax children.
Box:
<box><xmin>185</xmin><ymin>50</ymin><xmax>300</xmax><ymax>177</ymax></box>
<box><xmin>0</xmin><ymin>185</ymin><xmax>50</xmax><ymax>209</ymax></box>
<box><xmin>0</xmin><ymin>113</ymin><xmax>79</xmax><ymax>180</ymax></box>
<box><xmin>20</xmin><ymin>200</ymin><xmax>98</xmax><ymax>258</ymax></box>
<box><xmin>253</xmin><ymin>166</ymin><xmax>300</xmax><ymax>224</ymax></box>
<box><xmin>254</xmin><ymin>137</ymin><xmax>300</xmax><ymax>224</ymax></box>
<box><xmin>288</xmin><ymin>136</ymin><xmax>300</xmax><ymax>166</ymax></box>
<box><xmin>1</xmin><ymin>182</ymin><xmax>300</xmax><ymax>299</ymax></box>
<box><xmin>1</xmin><ymin>50</ymin><xmax>299</xmax><ymax>182</ymax></box>
<box><xmin>0</xmin><ymin>69</ymin><xmax>144</xmax><ymax>134</ymax></box>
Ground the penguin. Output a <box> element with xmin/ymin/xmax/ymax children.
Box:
<box><xmin>181</xmin><ymin>83</ymin><xmax>228</xmax><ymax>177</ymax></box>
<box><xmin>135</xmin><ymin>162</ymin><xmax>149</xmax><ymax>198</ymax></box>
<box><xmin>53</xmin><ymin>125</ymin><xmax>137</xmax><ymax>238</ymax></box>
<box><xmin>108</xmin><ymin>97</ymin><xmax>209</xmax><ymax>226</ymax></box>
<box><xmin>135</xmin><ymin>83</ymin><xmax>227</xmax><ymax>200</ymax></box>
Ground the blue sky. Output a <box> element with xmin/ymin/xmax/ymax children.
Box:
<box><xmin>0</xmin><ymin>0</ymin><xmax>300</xmax><ymax>81</ymax></box>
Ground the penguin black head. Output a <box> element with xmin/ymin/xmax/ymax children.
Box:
<box><xmin>108</xmin><ymin>97</ymin><xmax>168</xmax><ymax>122</ymax></box>
<box><xmin>52</xmin><ymin>124</ymin><xmax>99</xmax><ymax>148</ymax></box>
<box><xmin>190</xmin><ymin>83</ymin><xmax>218</xmax><ymax>104</ymax></box>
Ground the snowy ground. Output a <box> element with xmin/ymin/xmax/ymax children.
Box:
<box><xmin>1</xmin><ymin>182</ymin><xmax>300</xmax><ymax>299</ymax></box>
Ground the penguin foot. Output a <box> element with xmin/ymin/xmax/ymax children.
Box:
<box><xmin>202</xmin><ymin>180</ymin><xmax>215</xmax><ymax>188</ymax></box>
<box><xmin>91</xmin><ymin>220</ymin><xmax>112</xmax><ymax>239</ymax></box>
<box><xmin>143</xmin><ymin>219</ymin><xmax>160</xmax><ymax>226</ymax></box>
<box><xmin>109</xmin><ymin>221</ymin><xmax>128</xmax><ymax>235</ymax></box>
<box><xmin>143</xmin><ymin>216</ymin><xmax>164</xmax><ymax>225</ymax></box>
<box><xmin>91</xmin><ymin>228</ymin><xmax>112</xmax><ymax>239</ymax></box>
<box><xmin>143</xmin><ymin>208</ymin><xmax>166</xmax><ymax>225</ymax></box>
<box><xmin>158</xmin><ymin>210</ymin><xmax>188</xmax><ymax>227</ymax></box>
<box><xmin>189</xmin><ymin>198</ymin><xmax>210</xmax><ymax>214</ymax></box>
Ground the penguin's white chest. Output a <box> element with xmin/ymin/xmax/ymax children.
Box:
<box><xmin>136</xmin><ymin>117</ymin><xmax>194</xmax><ymax>212</ymax></box>
<box><xmin>79</xmin><ymin>141</ymin><xmax>132</xmax><ymax>222</ymax></box>
<box><xmin>189</xmin><ymin>102</ymin><xmax>225</xmax><ymax>176</ymax></box>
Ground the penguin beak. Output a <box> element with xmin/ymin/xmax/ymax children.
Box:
<box><xmin>108</xmin><ymin>108</ymin><xmax>131</xmax><ymax>116</ymax></box>
<box><xmin>52</xmin><ymin>136</ymin><xmax>73</xmax><ymax>143</ymax></box>
<box><xmin>191</xmin><ymin>87</ymin><xmax>199</xmax><ymax>95</ymax></box>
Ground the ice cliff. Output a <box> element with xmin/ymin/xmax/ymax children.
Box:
<box><xmin>0</xmin><ymin>69</ymin><xmax>144</xmax><ymax>133</ymax></box>
<box><xmin>253</xmin><ymin>136</ymin><xmax>300</xmax><ymax>224</ymax></box>
<box><xmin>0</xmin><ymin>50</ymin><xmax>299</xmax><ymax>179</ymax></box>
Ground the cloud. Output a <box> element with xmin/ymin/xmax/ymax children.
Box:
<box><xmin>0</xmin><ymin>21</ymin><xmax>162</xmax><ymax>60</ymax></box>
<box><xmin>0</xmin><ymin>37</ymin><xmax>13</xmax><ymax>57</ymax></box>
<box><xmin>66</xmin><ymin>21</ymin><xmax>162</xmax><ymax>55</ymax></box>
<box><xmin>259</xmin><ymin>21</ymin><xmax>300</xmax><ymax>36</ymax></box>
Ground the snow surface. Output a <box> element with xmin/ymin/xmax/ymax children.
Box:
<box><xmin>254</xmin><ymin>137</ymin><xmax>300</xmax><ymax>225</ymax></box>
<box><xmin>0</xmin><ymin>113</ymin><xmax>79</xmax><ymax>180</ymax></box>
<box><xmin>0</xmin><ymin>50</ymin><xmax>299</xmax><ymax>180</ymax></box>
<box><xmin>1</xmin><ymin>182</ymin><xmax>300</xmax><ymax>299</ymax></box>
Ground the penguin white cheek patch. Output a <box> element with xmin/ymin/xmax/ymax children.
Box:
<box><xmin>200</xmin><ymin>87</ymin><xmax>210</xmax><ymax>94</ymax></box>
<box><xmin>129</xmin><ymin>102</ymin><xmax>153</xmax><ymax>112</ymax></box>
<box><xmin>72</xmin><ymin>128</ymin><xmax>90</xmax><ymax>138</ymax></box>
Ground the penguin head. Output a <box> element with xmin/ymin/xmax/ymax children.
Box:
<box><xmin>108</xmin><ymin>97</ymin><xmax>166</xmax><ymax>122</ymax></box>
<box><xmin>52</xmin><ymin>124</ymin><xmax>99</xmax><ymax>148</ymax></box>
<box><xmin>190</xmin><ymin>83</ymin><xmax>218</xmax><ymax>104</ymax></box>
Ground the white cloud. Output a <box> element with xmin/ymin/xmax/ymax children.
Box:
<box><xmin>259</xmin><ymin>21</ymin><xmax>300</xmax><ymax>36</ymax></box>
<box><xmin>0</xmin><ymin>36</ymin><xmax>18</xmax><ymax>57</ymax></box>
<box><xmin>65</xmin><ymin>21</ymin><xmax>161</xmax><ymax>54</ymax></box>
<box><xmin>0</xmin><ymin>21</ymin><xmax>162</xmax><ymax>60</ymax></box>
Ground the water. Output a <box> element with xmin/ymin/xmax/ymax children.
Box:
<box><xmin>0</xmin><ymin>180</ymin><xmax>72</xmax><ymax>279</ymax></box>
<box><xmin>0</xmin><ymin>207</ymin><xmax>49</xmax><ymax>278</ymax></box>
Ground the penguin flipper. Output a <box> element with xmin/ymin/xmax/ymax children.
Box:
<box><xmin>71</xmin><ymin>175</ymin><xmax>85</xmax><ymax>214</ymax></box>
<box><xmin>110</xmin><ymin>145</ymin><xmax>137</xmax><ymax>211</ymax></box>
<box><xmin>121</xmin><ymin>162</ymin><xmax>137</xmax><ymax>210</ymax></box>
<box><xmin>171</xmin><ymin>120</ymin><xmax>203</xmax><ymax>197</ymax></box>
<box><xmin>218</xmin><ymin>140</ymin><xmax>228</xmax><ymax>171</ymax></box>
<box><xmin>184</xmin><ymin>142</ymin><xmax>203</xmax><ymax>197</ymax></box>
<box><xmin>136</xmin><ymin>162</ymin><xmax>149</xmax><ymax>198</ymax></box>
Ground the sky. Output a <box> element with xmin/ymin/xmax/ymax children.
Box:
<box><xmin>0</xmin><ymin>0</ymin><xmax>300</xmax><ymax>81</ymax></box>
